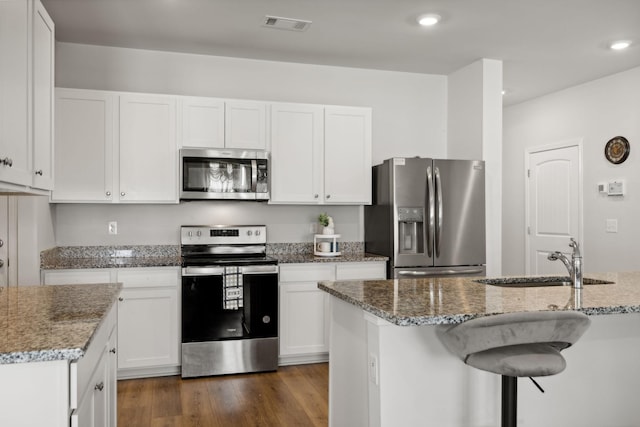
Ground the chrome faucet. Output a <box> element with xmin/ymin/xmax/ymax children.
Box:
<box><xmin>547</xmin><ymin>238</ymin><xmax>583</xmax><ymax>289</ymax></box>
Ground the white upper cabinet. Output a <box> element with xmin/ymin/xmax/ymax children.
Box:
<box><xmin>270</xmin><ymin>104</ymin><xmax>372</xmax><ymax>205</ymax></box>
<box><xmin>0</xmin><ymin>0</ymin><xmax>53</xmax><ymax>191</ymax></box>
<box><xmin>324</xmin><ymin>106</ymin><xmax>372</xmax><ymax>204</ymax></box>
<box><xmin>31</xmin><ymin>0</ymin><xmax>55</xmax><ymax>190</ymax></box>
<box><xmin>53</xmin><ymin>89</ymin><xmax>178</xmax><ymax>203</ymax></box>
<box><xmin>270</xmin><ymin>103</ymin><xmax>324</xmax><ymax>204</ymax></box>
<box><xmin>179</xmin><ymin>97</ymin><xmax>267</xmax><ymax>150</ymax></box>
<box><xmin>225</xmin><ymin>100</ymin><xmax>267</xmax><ymax>150</ymax></box>
<box><xmin>52</xmin><ymin>89</ymin><xmax>115</xmax><ymax>202</ymax></box>
<box><xmin>119</xmin><ymin>94</ymin><xmax>177</xmax><ymax>203</ymax></box>
<box><xmin>179</xmin><ymin>97</ymin><xmax>225</xmax><ymax>149</ymax></box>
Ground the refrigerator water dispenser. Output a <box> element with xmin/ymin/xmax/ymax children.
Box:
<box><xmin>397</xmin><ymin>207</ymin><xmax>424</xmax><ymax>254</ymax></box>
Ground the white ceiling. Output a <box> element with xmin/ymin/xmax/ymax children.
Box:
<box><xmin>42</xmin><ymin>0</ymin><xmax>640</xmax><ymax>105</ymax></box>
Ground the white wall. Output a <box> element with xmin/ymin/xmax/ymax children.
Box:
<box><xmin>503</xmin><ymin>66</ymin><xmax>640</xmax><ymax>274</ymax></box>
<box><xmin>52</xmin><ymin>42</ymin><xmax>448</xmax><ymax>245</ymax></box>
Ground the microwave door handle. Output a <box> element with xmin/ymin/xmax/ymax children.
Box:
<box><xmin>251</xmin><ymin>159</ymin><xmax>258</xmax><ymax>193</ymax></box>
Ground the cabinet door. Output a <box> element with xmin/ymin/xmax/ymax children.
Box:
<box><xmin>118</xmin><ymin>94</ymin><xmax>178</xmax><ymax>203</ymax></box>
<box><xmin>180</xmin><ymin>96</ymin><xmax>225</xmax><ymax>149</ymax></box>
<box><xmin>270</xmin><ymin>103</ymin><xmax>324</xmax><ymax>203</ymax></box>
<box><xmin>52</xmin><ymin>89</ymin><xmax>115</xmax><ymax>202</ymax></box>
<box><xmin>106</xmin><ymin>325</ymin><xmax>117</xmax><ymax>427</ymax></box>
<box><xmin>225</xmin><ymin>101</ymin><xmax>267</xmax><ymax>150</ymax></box>
<box><xmin>279</xmin><ymin>264</ymin><xmax>334</xmax><ymax>359</ymax></box>
<box><xmin>75</xmin><ymin>350</ymin><xmax>108</xmax><ymax>427</ymax></box>
<box><xmin>0</xmin><ymin>0</ymin><xmax>31</xmax><ymax>187</ymax></box>
<box><xmin>324</xmin><ymin>106</ymin><xmax>372</xmax><ymax>204</ymax></box>
<box><xmin>117</xmin><ymin>288</ymin><xmax>179</xmax><ymax>369</ymax></box>
<box><xmin>31</xmin><ymin>0</ymin><xmax>55</xmax><ymax>190</ymax></box>
<box><xmin>279</xmin><ymin>282</ymin><xmax>330</xmax><ymax>356</ymax></box>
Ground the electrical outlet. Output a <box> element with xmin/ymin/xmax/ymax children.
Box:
<box><xmin>368</xmin><ymin>353</ymin><xmax>379</xmax><ymax>385</ymax></box>
<box><xmin>108</xmin><ymin>221</ymin><xmax>118</xmax><ymax>235</ymax></box>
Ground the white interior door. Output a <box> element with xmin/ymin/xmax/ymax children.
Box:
<box><xmin>526</xmin><ymin>142</ymin><xmax>582</xmax><ymax>275</ymax></box>
<box><xmin>0</xmin><ymin>197</ymin><xmax>7</xmax><ymax>287</ymax></box>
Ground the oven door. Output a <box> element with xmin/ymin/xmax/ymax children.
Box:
<box><xmin>241</xmin><ymin>265</ymin><xmax>278</xmax><ymax>338</ymax></box>
<box><xmin>182</xmin><ymin>266</ymin><xmax>246</xmax><ymax>342</ymax></box>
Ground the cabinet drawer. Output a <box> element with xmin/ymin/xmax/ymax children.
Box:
<box><xmin>117</xmin><ymin>267</ymin><xmax>180</xmax><ymax>288</ymax></box>
<box><xmin>43</xmin><ymin>269</ymin><xmax>114</xmax><ymax>285</ymax></box>
<box><xmin>335</xmin><ymin>262</ymin><xmax>386</xmax><ymax>280</ymax></box>
<box><xmin>279</xmin><ymin>264</ymin><xmax>335</xmax><ymax>282</ymax></box>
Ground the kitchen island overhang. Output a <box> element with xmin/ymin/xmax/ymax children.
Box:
<box><xmin>319</xmin><ymin>272</ymin><xmax>640</xmax><ymax>427</ymax></box>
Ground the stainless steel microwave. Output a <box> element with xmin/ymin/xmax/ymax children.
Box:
<box><xmin>180</xmin><ymin>148</ymin><xmax>269</xmax><ymax>200</ymax></box>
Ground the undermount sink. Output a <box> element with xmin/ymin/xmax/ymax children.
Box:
<box><xmin>474</xmin><ymin>276</ymin><xmax>614</xmax><ymax>288</ymax></box>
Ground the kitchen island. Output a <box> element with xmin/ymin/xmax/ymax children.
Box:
<box><xmin>0</xmin><ymin>283</ymin><xmax>121</xmax><ymax>427</ymax></box>
<box><xmin>318</xmin><ymin>272</ymin><xmax>640</xmax><ymax>427</ymax></box>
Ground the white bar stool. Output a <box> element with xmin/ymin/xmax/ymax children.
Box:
<box><xmin>436</xmin><ymin>311</ymin><xmax>590</xmax><ymax>427</ymax></box>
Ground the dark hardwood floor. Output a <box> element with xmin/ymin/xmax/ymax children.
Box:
<box><xmin>117</xmin><ymin>363</ymin><xmax>329</xmax><ymax>427</ymax></box>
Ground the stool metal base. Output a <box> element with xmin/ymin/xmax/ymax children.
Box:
<box><xmin>502</xmin><ymin>376</ymin><xmax>517</xmax><ymax>427</ymax></box>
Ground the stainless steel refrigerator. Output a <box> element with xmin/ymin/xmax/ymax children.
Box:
<box><xmin>365</xmin><ymin>157</ymin><xmax>486</xmax><ymax>279</ymax></box>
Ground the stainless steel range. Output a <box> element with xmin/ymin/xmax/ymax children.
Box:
<box><xmin>180</xmin><ymin>225</ymin><xmax>278</xmax><ymax>378</ymax></box>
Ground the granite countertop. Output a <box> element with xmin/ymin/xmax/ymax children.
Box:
<box><xmin>40</xmin><ymin>244</ymin><xmax>388</xmax><ymax>269</ymax></box>
<box><xmin>318</xmin><ymin>271</ymin><xmax>640</xmax><ymax>326</ymax></box>
<box><xmin>0</xmin><ymin>283</ymin><xmax>122</xmax><ymax>364</ymax></box>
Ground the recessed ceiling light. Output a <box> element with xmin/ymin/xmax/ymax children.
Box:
<box><xmin>610</xmin><ymin>40</ymin><xmax>631</xmax><ymax>50</ymax></box>
<box><xmin>417</xmin><ymin>14</ymin><xmax>441</xmax><ymax>27</ymax></box>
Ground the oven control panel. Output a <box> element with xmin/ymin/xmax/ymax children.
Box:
<box><xmin>181</xmin><ymin>225</ymin><xmax>267</xmax><ymax>245</ymax></box>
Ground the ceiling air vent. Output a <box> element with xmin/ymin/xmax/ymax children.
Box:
<box><xmin>263</xmin><ymin>15</ymin><xmax>312</xmax><ymax>32</ymax></box>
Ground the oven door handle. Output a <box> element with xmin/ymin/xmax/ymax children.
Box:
<box><xmin>240</xmin><ymin>265</ymin><xmax>279</xmax><ymax>275</ymax></box>
<box><xmin>182</xmin><ymin>266</ymin><xmax>225</xmax><ymax>276</ymax></box>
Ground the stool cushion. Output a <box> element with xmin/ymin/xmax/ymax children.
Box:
<box><xmin>465</xmin><ymin>343</ymin><xmax>566</xmax><ymax>377</ymax></box>
<box><xmin>436</xmin><ymin>311</ymin><xmax>590</xmax><ymax>378</ymax></box>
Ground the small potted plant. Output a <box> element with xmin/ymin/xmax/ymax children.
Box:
<box><xmin>318</xmin><ymin>213</ymin><xmax>335</xmax><ymax>234</ymax></box>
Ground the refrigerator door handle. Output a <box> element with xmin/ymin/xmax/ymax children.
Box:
<box><xmin>397</xmin><ymin>268</ymin><xmax>485</xmax><ymax>276</ymax></box>
<box><xmin>426</xmin><ymin>166</ymin><xmax>435</xmax><ymax>258</ymax></box>
<box><xmin>434</xmin><ymin>166</ymin><xmax>443</xmax><ymax>258</ymax></box>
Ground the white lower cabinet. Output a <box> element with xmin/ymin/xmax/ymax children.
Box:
<box><xmin>72</xmin><ymin>305</ymin><xmax>117</xmax><ymax>427</ymax></box>
<box><xmin>278</xmin><ymin>262</ymin><xmax>385</xmax><ymax>365</ymax></box>
<box><xmin>43</xmin><ymin>266</ymin><xmax>181</xmax><ymax>378</ymax></box>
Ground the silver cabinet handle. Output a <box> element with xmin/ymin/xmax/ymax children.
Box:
<box><xmin>94</xmin><ymin>382</ymin><xmax>104</xmax><ymax>391</ymax></box>
<box><xmin>0</xmin><ymin>260</ymin><xmax>4</xmax><ymax>268</ymax></box>
<box><xmin>120</xmin><ymin>192</ymin><xmax>125</xmax><ymax>197</ymax></box>
<box><xmin>1</xmin><ymin>157</ymin><xmax>13</xmax><ymax>167</ymax></box>
<box><xmin>106</xmin><ymin>191</ymin><xmax>111</xmax><ymax>197</ymax></box>
<box><xmin>118</xmin><ymin>297</ymin><xmax>124</xmax><ymax>301</ymax></box>
<box><xmin>326</xmin><ymin>194</ymin><xmax>331</xmax><ymax>199</ymax></box>
<box><xmin>314</xmin><ymin>194</ymin><xmax>319</xmax><ymax>199</ymax></box>
<box><xmin>110</xmin><ymin>348</ymin><xmax>116</xmax><ymax>354</ymax></box>
<box><xmin>35</xmin><ymin>169</ymin><xmax>43</xmax><ymax>176</ymax></box>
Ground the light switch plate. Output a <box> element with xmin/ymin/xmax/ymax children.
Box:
<box><xmin>606</xmin><ymin>219</ymin><xmax>618</xmax><ymax>233</ymax></box>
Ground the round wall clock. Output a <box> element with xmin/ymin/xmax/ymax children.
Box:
<box><xmin>605</xmin><ymin>136</ymin><xmax>630</xmax><ymax>164</ymax></box>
